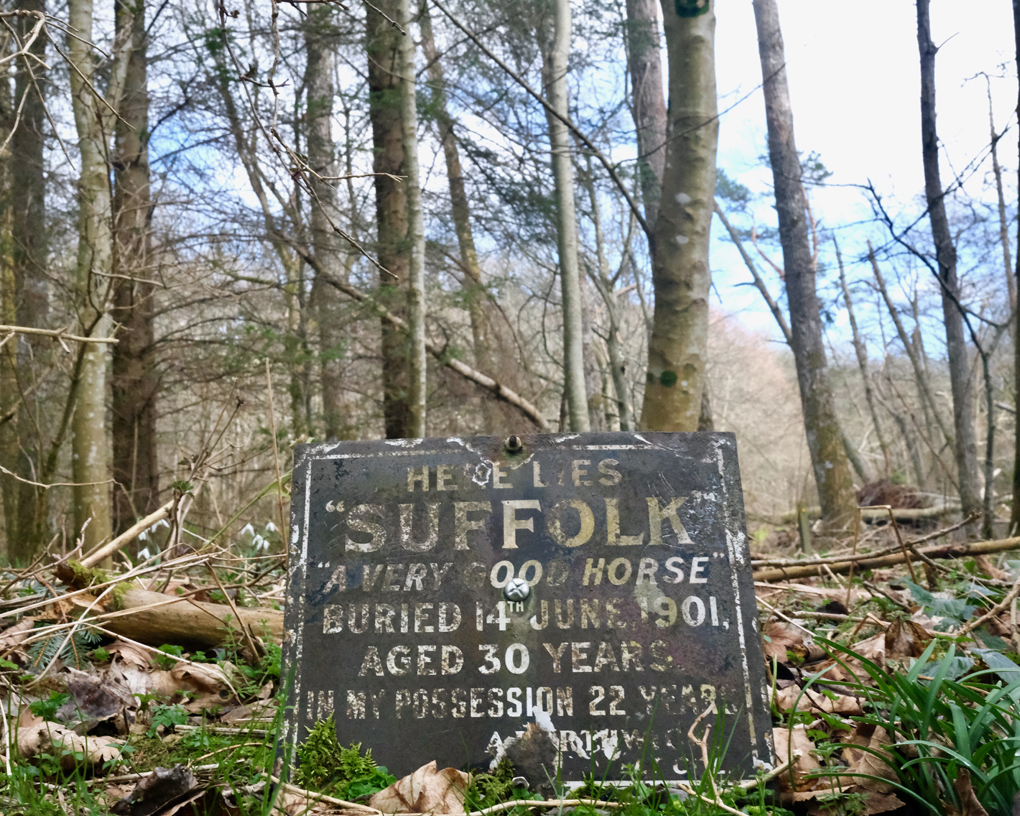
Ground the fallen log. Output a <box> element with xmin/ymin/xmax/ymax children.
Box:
<box><xmin>753</xmin><ymin>536</ymin><xmax>1020</xmax><ymax>582</ymax></box>
<box><xmin>77</xmin><ymin>586</ymin><xmax>284</xmax><ymax>649</ymax></box>
<box><xmin>56</xmin><ymin>561</ymin><xmax>283</xmax><ymax>649</ymax></box>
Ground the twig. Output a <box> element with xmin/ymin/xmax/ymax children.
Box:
<box><xmin>79</xmin><ymin>499</ymin><xmax>174</xmax><ymax>567</ymax></box>
<box><xmin>959</xmin><ymin>566</ymin><xmax>1020</xmax><ymax>636</ymax></box>
<box><xmin>0</xmin><ymin>324</ymin><xmax>118</xmax><ymax>345</ymax></box>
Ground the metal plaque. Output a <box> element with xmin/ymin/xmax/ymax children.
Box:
<box><xmin>283</xmin><ymin>433</ymin><xmax>773</xmax><ymax>781</ymax></box>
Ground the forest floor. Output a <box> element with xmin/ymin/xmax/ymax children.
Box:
<box><xmin>0</xmin><ymin>500</ymin><xmax>1018</xmax><ymax>816</ymax></box>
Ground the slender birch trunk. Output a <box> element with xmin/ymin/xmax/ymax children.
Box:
<box><xmin>542</xmin><ymin>0</ymin><xmax>588</xmax><ymax>432</ymax></box>
<box><xmin>67</xmin><ymin>0</ymin><xmax>130</xmax><ymax>551</ymax></box>
<box><xmin>752</xmin><ymin>0</ymin><xmax>856</xmax><ymax>525</ymax></box>
<box><xmin>367</xmin><ymin>0</ymin><xmax>412</xmax><ymax>438</ymax></box>
<box><xmin>916</xmin><ymin>0</ymin><xmax>982</xmax><ymax>523</ymax></box>
<box><xmin>398</xmin><ymin>0</ymin><xmax>426</xmax><ymax>438</ymax></box>
<box><xmin>640</xmin><ymin>0</ymin><xmax>716</xmax><ymax>432</ymax></box>
<box><xmin>112</xmin><ymin>0</ymin><xmax>159</xmax><ymax>538</ymax></box>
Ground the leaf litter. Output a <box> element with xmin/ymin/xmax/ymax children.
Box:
<box><xmin>0</xmin><ymin>511</ymin><xmax>1018</xmax><ymax>814</ymax></box>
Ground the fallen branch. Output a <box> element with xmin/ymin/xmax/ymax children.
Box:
<box><xmin>754</xmin><ymin>536</ymin><xmax>1020</xmax><ymax>582</ymax></box>
<box><xmin>776</xmin><ymin>504</ymin><xmax>958</xmax><ymax>524</ymax></box>
<box><xmin>79</xmin><ymin>499</ymin><xmax>174</xmax><ymax>567</ymax></box>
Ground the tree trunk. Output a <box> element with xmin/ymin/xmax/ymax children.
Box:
<box><xmin>1012</xmin><ymin>0</ymin><xmax>1020</xmax><ymax>537</ymax></box>
<box><xmin>367</xmin><ymin>0</ymin><xmax>412</xmax><ymax>439</ymax></box>
<box><xmin>752</xmin><ymin>0</ymin><xmax>856</xmax><ymax>526</ymax></box>
<box><xmin>9</xmin><ymin>0</ymin><xmax>49</xmax><ymax>560</ymax></box>
<box><xmin>639</xmin><ymin>0</ymin><xmax>717</xmax><ymax>433</ymax></box>
<box><xmin>419</xmin><ymin>5</ymin><xmax>492</xmax><ymax>368</ymax></box>
<box><xmin>542</xmin><ymin>0</ymin><xmax>588</xmax><ymax>432</ymax></box>
<box><xmin>624</xmin><ymin>0</ymin><xmax>667</xmax><ymax>227</ymax></box>
<box><xmin>836</xmin><ymin>240</ymin><xmax>891</xmax><ymax>477</ymax></box>
<box><xmin>68</xmin><ymin>0</ymin><xmax>129</xmax><ymax>552</ymax></box>
<box><xmin>303</xmin><ymin>5</ymin><xmax>347</xmax><ymax>441</ymax></box>
<box><xmin>112</xmin><ymin>0</ymin><xmax>159</xmax><ymax>539</ymax></box>
<box><xmin>916</xmin><ymin>0</ymin><xmax>982</xmax><ymax>525</ymax></box>
<box><xmin>398</xmin><ymin>0</ymin><xmax>426</xmax><ymax>438</ymax></box>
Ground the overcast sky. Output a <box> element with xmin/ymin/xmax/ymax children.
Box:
<box><xmin>707</xmin><ymin>1</ymin><xmax>1018</xmax><ymax>338</ymax></box>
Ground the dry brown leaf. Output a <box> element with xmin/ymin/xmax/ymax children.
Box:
<box><xmin>18</xmin><ymin>716</ymin><xmax>123</xmax><ymax>769</ymax></box>
<box><xmin>0</xmin><ymin>619</ymin><xmax>34</xmax><ymax>651</ymax></box>
<box><xmin>368</xmin><ymin>760</ymin><xmax>471</xmax><ymax>815</ymax></box>
<box><xmin>772</xmin><ymin>725</ymin><xmax>821</xmax><ymax>792</ymax></box>
<box><xmin>171</xmin><ymin>661</ymin><xmax>235</xmax><ymax>711</ymax></box>
<box><xmin>972</xmin><ymin>556</ymin><xmax>1007</xmax><ymax>581</ymax></box>
<box><xmin>949</xmin><ymin>770</ymin><xmax>990</xmax><ymax>816</ymax></box>
<box><xmin>885</xmin><ymin>618</ymin><xmax>933</xmax><ymax>659</ymax></box>
<box><xmin>839</xmin><ymin>723</ymin><xmax>898</xmax><ymax>794</ymax></box>
<box><xmin>763</xmin><ymin>621</ymin><xmax>809</xmax><ymax>663</ymax></box>
<box><xmin>774</xmin><ymin>684</ymin><xmax>863</xmax><ymax>716</ymax></box>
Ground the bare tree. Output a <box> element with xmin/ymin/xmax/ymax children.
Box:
<box><xmin>916</xmin><ymin>0</ymin><xmax>981</xmax><ymax>524</ymax></box>
<box><xmin>752</xmin><ymin>0</ymin><xmax>856</xmax><ymax>525</ymax></box>
<box><xmin>112</xmin><ymin>0</ymin><xmax>160</xmax><ymax>538</ymax></box>
<box><xmin>624</xmin><ymin>0</ymin><xmax>666</xmax><ymax>227</ymax></box>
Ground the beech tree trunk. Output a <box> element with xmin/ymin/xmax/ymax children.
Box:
<box><xmin>112</xmin><ymin>0</ymin><xmax>159</xmax><ymax>538</ymax></box>
<box><xmin>916</xmin><ymin>0</ymin><xmax>982</xmax><ymax>524</ymax></box>
<box><xmin>624</xmin><ymin>0</ymin><xmax>667</xmax><ymax>227</ymax></box>
<box><xmin>542</xmin><ymin>0</ymin><xmax>589</xmax><ymax>432</ymax></box>
<box><xmin>367</xmin><ymin>0</ymin><xmax>413</xmax><ymax>438</ymax></box>
<box><xmin>752</xmin><ymin>0</ymin><xmax>856</xmax><ymax>526</ymax></box>
<box><xmin>639</xmin><ymin>0</ymin><xmax>717</xmax><ymax>432</ymax></box>
<box><xmin>68</xmin><ymin>0</ymin><xmax>130</xmax><ymax>552</ymax></box>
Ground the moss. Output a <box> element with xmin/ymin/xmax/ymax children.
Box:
<box><xmin>295</xmin><ymin>714</ymin><xmax>392</xmax><ymax>797</ymax></box>
<box><xmin>109</xmin><ymin>580</ymin><xmax>137</xmax><ymax>611</ymax></box>
<box><xmin>128</xmin><ymin>735</ymin><xmax>173</xmax><ymax>772</ymax></box>
<box><xmin>64</xmin><ymin>561</ymin><xmax>110</xmax><ymax>589</ymax></box>
<box><xmin>467</xmin><ymin>759</ymin><xmax>518</xmax><ymax>807</ymax></box>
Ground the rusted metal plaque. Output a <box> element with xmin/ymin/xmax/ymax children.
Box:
<box><xmin>283</xmin><ymin>433</ymin><xmax>773</xmax><ymax>781</ymax></box>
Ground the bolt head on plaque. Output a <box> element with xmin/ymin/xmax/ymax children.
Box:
<box><xmin>504</xmin><ymin>435</ymin><xmax>523</xmax><ymax>453</ymax></box>
<box><xmin>503</xmin><ymin>577</ymin><xmax>530</xmax><ymax>601</ymax></box>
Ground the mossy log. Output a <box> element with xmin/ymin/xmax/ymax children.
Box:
<box><xmin>56</xmin><ymin>561</ymin><xmax>284</xmax><ymax>648</ymax></box>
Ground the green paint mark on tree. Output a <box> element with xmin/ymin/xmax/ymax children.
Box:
<box><xmin>659</xmin><ymin>370</ymin><xmax>678</xmax><ymax>388</ymax></box>
<box><xmin>675</xmin><ymin>0</ymin><xmax>709</xmax><ymax>17</ymax></box>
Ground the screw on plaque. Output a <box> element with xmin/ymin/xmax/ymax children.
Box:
<box><xmin>503</xmin><ymin>577</ymin><xmax>530</xmax><ymax>602</ymax></box>
<box><xmin>504</xmin><ymin>435</ymin><xmax>523</xmax><ymax>453</ymax></box>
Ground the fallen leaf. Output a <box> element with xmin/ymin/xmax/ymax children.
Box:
<box><xmin>772</xmin><ymin>725</ymin><xmax>821</xmax><ymax>792</ymax></box>
<box><xmin>885</xmin><ymin>618</ymin><xmax>933</xmax><ymax>659</ymax></box>
<box><xmin>171</xmin><ymin>661</ymin><xmax>235</xmax><ymax>712</ymax></box>
<box><xmin>839</xmin><ymin>723</ymin><xmax>898</xmax><ymax>794</ymax></box>
<box><xmin>0</xmin><ymin>619</ymin><xmax>34</xmax><ymax>651</ymax></box>
<box><xmin>950</xmin><ymin>769</ymin><xmax>990</xmax><ymax>816</ymax></box>
<box><xmin>763</xmin><ymin>621</ymin><xmax>809</xmax><ymax>663</ymax></box>
<box><xmin>774</xmin><ymin>684</ymin><xmax>862</xmax><ymax>716</ymax></box>
<box><xmin>58</xmin><ymin>667</ymin><xmax>135</xmax><ymax>732</ymax></box>
<box><xmin>18</xmin><ymin>716</ymin><xmax>124</xmax><ymax>770</ymax></box>
<box><xmin>111</xmin><ymin>765</ymin><xmax>199</xmax><ymax>816</ymax></box>
<box><xmin>368</xmin><ymin>760</ymin><xmax>471</xmax><ymax>815</ymax></box>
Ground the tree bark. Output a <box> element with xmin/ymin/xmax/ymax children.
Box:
<box><xmin>68</xmin><ymin>0</ymin><xmax>130</xmax><ymax>552</ymax></box>
<box><xmin>752</xmin><ymin>0</ymin><xmax>856</xmax><ymax>526</ymax></box>
<box><xmin>303</xmin><ymin>5</ymin><xmax>348</xmax><ymax>441</ymax></box>
<box><xmin>639</xmin><ymin>0</ymin><xmax>717</xmax><ymax>433</ymax></box>
<box><xmin>624</xmin><ymin>0</ymin><xmax>667</xmax><ymax>227</ymax></box>
<box><xmin>9</xmin><ymin>0</ymin><xmax>49</xmax><ymax>560</ymax></box>
<box><xmin>1012</xmin><ymin>0</ymin><xmax>1020</xmax><ymax>537</ymax></box>
<box><xmin>836</xmin><ymin>240</ymin><xmax>890</xmax><ymax>477</ymax></box>
<box><xmin>367</xmin><ymin>0</ymin><xmax>412</xmax><ymax>439</ymax></box>
<box><xmin>419</xmin><ymin>5</ymin><xmax>492</xmax><ymax>368</ymax></box>
<box><xmin>398</xmin><ymin>0</ymin><xmax>426</xmax><ymax>438</ymax></box>
<box><xmin>542</xmin><ymin>0</ymin><xmax>588</xmax><ymax>432</ymax></box>
<box><xmin>916</xmin><ymin>0</ymin><xmax>982</xmax><ymax>524</ymax></box>
<box><xmin>112</xmin><ymin>0</ymin><xmax>159</xmax><ymax>539</ymax></box>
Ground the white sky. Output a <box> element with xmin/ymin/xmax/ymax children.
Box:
<box><xmin>708</xmin><ymin>0</ymin><xmax>1018</xmax><ymax>338</ymax></box>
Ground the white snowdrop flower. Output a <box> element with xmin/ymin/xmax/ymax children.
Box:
<box><xmin>240</xmin><ymin>523</ymin><xmax>255</xmax><ymax>537</ymax></box>
<box><xmin>265</xmin><ymin>521</ymin><xmax>276</xmax><ymax>533</ymax></box>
